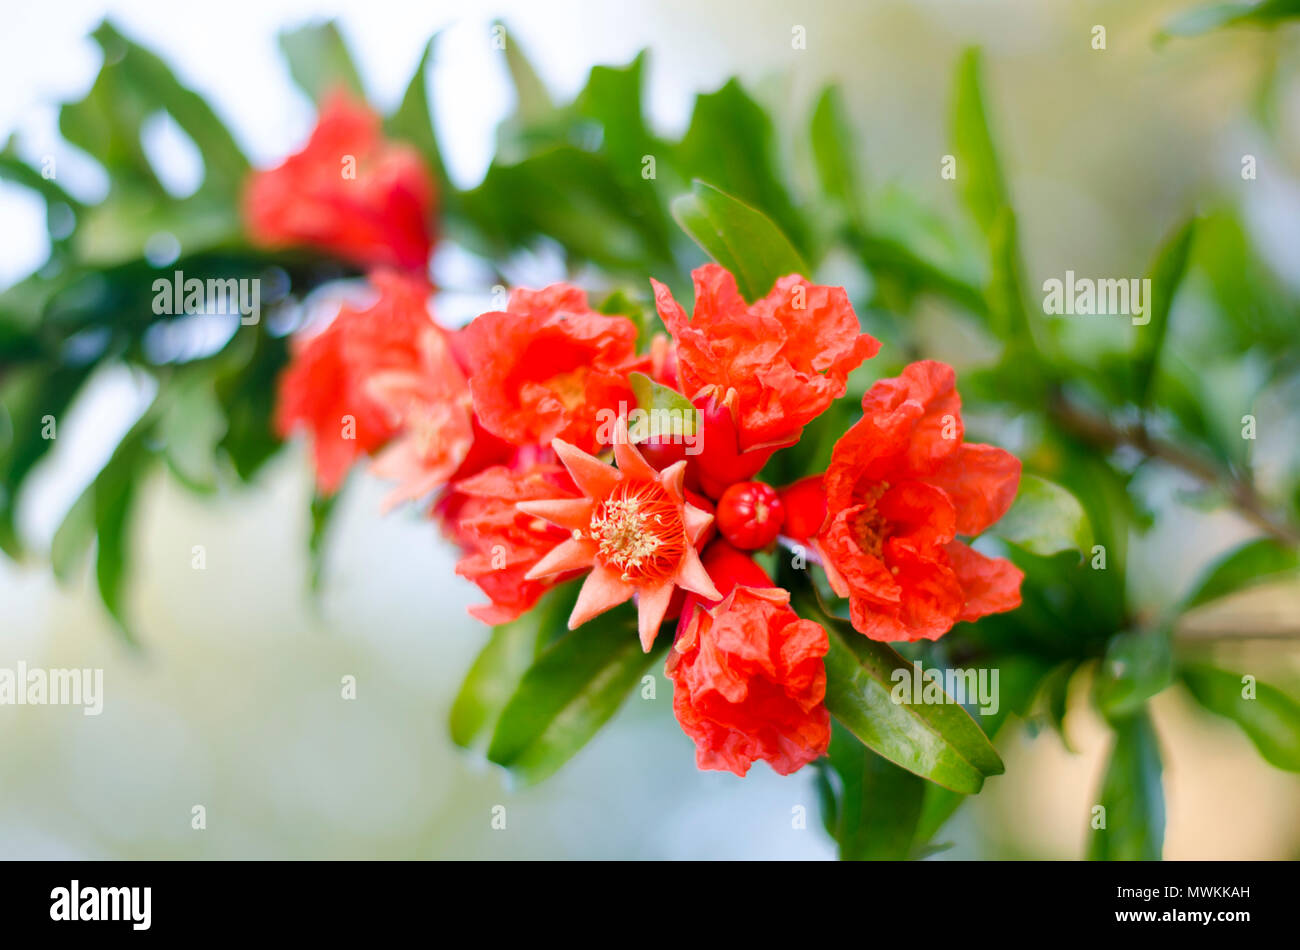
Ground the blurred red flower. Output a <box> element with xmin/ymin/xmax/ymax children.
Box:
<box><xmin>275</xmin><ymin>271</ymin><xmax>436</xmax><ymax>494</ymax></box>
<box><xmin>244</xmin><ymin>91</ymin><xmax>436</xmax><ymax>272</ymax></box>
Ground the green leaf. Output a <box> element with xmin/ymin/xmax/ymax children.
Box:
<box><xmin>278</xmin><ymin>21</ymin><xmax>366</xmax><ymax>104</ymax></box>
<box><xmin>496</xmin><ymin>22</ymin><xmax>554</xmax><ymax>128</ymax></box>
<box><xmin>308</xmin><ymin>489</ymin><xmax>339</xmax><ymax>594</ymax></box>
<box><xmin>450</xmin><ymin>583</ymin><xmax>578</xmax><ymax>749</ymax></box>
<box><xmin>1158</xmin><ymin>0</ymin><xmax>1300</xmax><ymax>41</ymax></box>
<box><xmin>671</xmin><ymin>181</ymin><xmax>808</xmax><ymax>303</ymax></box>
<box><xmin>90</xmin><ymin>22</ymin><xmax>249</xmax><ymax>197</ymax></box>
<box><xmin>1093</xmin><ymin>630</ymin><xmax>1174</xmax><ymax>722</ymax></box>
<box><xmin>386</xmin><ymin>34</ymin><xmax>452</xmax><ymax>197</ymax></box>
<box><xmin>1180</xmin><ymin>537</ymin><xmax>1300</xmax><ymax>611</ymax></box>
<box><xmin>1182</xmin><ymin>665</ymin><xmax>1300</xmax><ymax>772</ymax></box>
<box><xmin>951</xmin><ymin>48</ymin><xmax>1010</xmax><ymax>239</ymax></box>
<box><xmin>676</xmin><ymin>79</ymin><xmax>808</xmax><ymax>254</ymax></box>
<box><xmin>486</xmin><ymin>602</ymin><xmax>662</xmax><ymax>784</ymax></box>
<box><xmin>628</xmin><ymin>372</ymin><xmax>697</xmax><ymax>437</ymax></box>
<box><xmin>157</xmin><ymin>374</ymin><xmax>227</xmax><ymax>492</ymax></box>
<box><xmin>822</xmin><ymin>722</ymin><xmax>925</xmax><ymax>860</ymax></box>
<box><xmin>1133</xmin><ymin>217</ymin><xmax>1197</xmax><ymax>407</ymax></box>
<box><xmin>810</xmin><ymin>84</ymin><xmax>865</xmax><ymax>232</ymax></box>
<box><xmin>992</xmin><ymin>473</ymin><xmax>1092</xmax><ymax>556</ymax></box>
<box><xmin>801</xmin><ymin>595</ymin><xmax>1004</xmax><ymax>794</ymax></box>
<box><xmin>1088</xmin><ymin>710</ymin><xmax>1165</xmax><ymax>860</ymax></box>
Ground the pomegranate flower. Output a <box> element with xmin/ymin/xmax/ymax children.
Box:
<box><xmin>667</xmin><ymin>542</ymin><xmax>830</xmax><ymax>776</ymax></box>
<box><xmin>275</xmin><ymin>271</ymin><xmax>436</xmax><ymax>494</ymax></box>
<box><xmin>519</xmin><ymin>426</ymin><xmax>719</xmax><ymax>651</ymax></box>
<box><xmin>452</xmin><ymin>459</ymin><xmax>583</xmax><ymax>625</ymax></box>
<box><xmin>244</xmin><ymin>91</ymin><xmax>436</xmax><ymax>272</ymax></box>
<box><xmin>786</xmin><ymin>360</ymin><xmax>1023</xmax><ymax>642</ymax></box>
<box><xmin>652</xmin><ymin>264</ymin><xmax>880</xmax><ymax>452</ymax></box>
<box><xmin>462</xmin><ymin>285</ymin><xmax>644</xmax><ymax>454</ymax></box>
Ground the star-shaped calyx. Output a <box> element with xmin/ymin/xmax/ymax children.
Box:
<box><xmin>519</xmin><ymin>423</ymin><xmax>719</xmax><ymax>651</ymax></box>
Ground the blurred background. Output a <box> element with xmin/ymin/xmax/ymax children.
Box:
<box><xmin>2</xmin><ymin>0</ymin><xmax>1298</xmax><ymax>858</ymax></box>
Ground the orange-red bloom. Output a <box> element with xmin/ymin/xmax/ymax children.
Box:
<box><xmin>244</xmin><ymin>92</ymin><xmax>436</xmax><ymax>272</ymax></box>
<box><xmin>519</xmin><ymin>424</ymin><xmax>719</xmax><ymax>650</ymax></box>
<box><xmin>461</xmin><ymin>285</ymin><xmax>643</xmax><ymax>454</ymax></box>
<box><xmin>452</xmin><ymin>459</ymin><xmax>582</xmax><ymax>625</ymax></box>
<box><xmin>667</xmin><ymin>543</ymin><xmax>830</xmax><ymax>776</ymax></box>
<box><xmin>652</xmin><ymin>264</ymin><xmax>879</xmax><ymax>452</ymax></box>
<box><xmin>275</xmin><ymin>271</ymin><xmax>437</xmax><ymax>493</ymax></box>
<box><xmin>795</xmin><ymin>360</ymin><xmax>1022</xmax><ymax>642</ymax></box>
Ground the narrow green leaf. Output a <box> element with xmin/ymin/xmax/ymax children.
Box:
<box><xmin>486</xmin><ymin>602</ymin><xmax>662</xmax><ymax>784</ymax></box>
<box><xmin>1133</xmin><ymin>218</ymin><xmax>1197</xmax><ymax>407</ymax></box>
<box><xmin>386</xmin><ymin>34</ymin><xmax>452</xmax><ymax>195</ymax></box>
<box><xmin>951</xmin><ymin>47</ymin><xmax>1009</xmax><ymax>239</ymax></box>
<box><xmin>993</xmin><ymin>473</ymin><xmax>1093</xmax><ymax>556</ymax></box>
<box><xmin>278</xmin><ymin>21</ymin><xmax>366</xmax><ymax>104</ymax></box>
<box><xmin>450</xmin><ymin>583</ymin><xmax>578</xmax><ymax>749</ymax></box>
<box><xmin>308</xmin><ymin>489</ymin><xmax>339</xmax><ymax>594</ymax></box>
<box><xmin>802</xmin><ymin>596</ymin><xmax>1004</xmax><ymax>794</ymax></box>
<box><xmin>1182</xmin><ymin>665</ymin><xmax>1300</xmax><ymax>772</ymax></box>
<box><xmin>1093</xmin><ymin>630</ymin><xmax>1174</xmax><ymax>722</ymax></box>
<box><xmin>496</xmin><ymin>21</ymin><xmax>553</xmax><ymax>127</ymax></box>
<box><xmin>671</xmin><ymin>181</ymin><xmax>808</xmax><ymax>303</ymax></box>
<box><xmin>1180</xmin><ymin>537</ymin><xmax>1300</xmax><ymax>611</ymax></box>
<box><xmin>1087</xmin><ymin>710</ymin><xmax>1165</xmax><ymax>860</ymax></box>
<box><xmin>810</xmin><ymin>84</ymin><xmax>865</xmax><ymax>231</ymax></box>
<box><xmin>628</xmin><ymin>372</ymin><xmax>697</xmax><ymax>436</ymax></box>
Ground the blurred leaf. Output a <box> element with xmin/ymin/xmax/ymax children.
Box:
<box><xmin>1182</xmin><ymin>664</ymin><xmax>1300</xmax><ymax>772</ymax></box>
<box><xmin>497</xmin><ymin>22</ymin><xmax>554</xmax><ymax>129</ymax></box>
<box><xmin>993</xmin><ymin>473</ymin><xmax>1092</xmax><ymax>556</ymax></box>
<box><xmin>1158</xmin><ymin>0</ymin><xmax>1300</xmax><ymax>41</ymax></box>
<box><xmin>308</xmin><ymin>489</ymin><xmax>338</xmax><ymax>594</ymax></box>
<box><xmin>157</xmin><ymin>374</ymin><xmax>226</xmax><ymax>492</ymax></box>
<box><xmin>676</xmin><ymin>80</ymin><xmax>808</xmax><ymax>255</ymax></box>
<box><xmin>278</xmin><ymin>21</ymin><xmax>366</xmax><ymax>104</ymax></box>
<box><xmin>50</xmin><ymin>491</ymin><xmax>96</xmax><ymax>583</ymax></box>
<box><xmin>1133</xmin><ymin>217</ymin><xmax>1196</xmax><ymax>407</ymax></box>
<box><xmin>810</xmin><ymin>84</ymin><xmax>865</xmax><ymax>232</ymax></box>
<box><xmin>671</xmin><ymin>181</ymin><xmax>808</xmax><ymax>303</ymax></box>
<box><xmin>802</xmin><ymin>594</ymin><xmax>1004</xmax><ymax>794</ymax></box>
<box><xmin>450</xmin><ymin>583</ymin><xmax>579</xmax><ymax>750</ymax></box>
<box><xmin>90</xmin><ymin>22</ymin><xmax>249</xmax><ymax>197</ymax></box>
<box><xmin>0</xmin><ymin>364</ymin><xmax>91</xmax><ymax>558</ymax></box>
<box><xmin>386</xmin><ymin>34</ymin><xmax>452</xmax><ymax>199</ymax></box>
<box><xmin>1087</xmin><ymin>710</ymin><xmax>1165</xmax><ymax>860</ymax></box>
<box><xmin>1093</xmin><ymin>630</ymin><xmax>1174</xmax><ymax>722</ymax></box>
<box><xmin>951</xmin><ymin>48</ymin><xmax>1009</xmax><ymax>240</ymax></box>
<box><xmin>486</xmin><ymin>601</ymin><xmax>661</xmax><ymax>784</ymax></box>
<box><xmin>1180</xmin><ymin>537</ymin><xmax>1300</xmax><ymax>611</ymax></box>
<box><xmin>823</xmin><ymin>722</ymin><xmax>925</xmax><ymax>860</ymax></box>
<box><xmin>214</xmin><ymin>326</ymin><xmax>288</xmax><ymax>482</ymax></box>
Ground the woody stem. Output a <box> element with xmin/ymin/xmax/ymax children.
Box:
<box><xmin>1048</xmin><ymin>391</ymin><xmax>1300</xmax><ymax>547</ymax></box>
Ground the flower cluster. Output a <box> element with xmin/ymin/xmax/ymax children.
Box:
<box><xmin>253</xmin><ymin>97</ymin><xmax>1024</xmax><ymax>778</ymax></box>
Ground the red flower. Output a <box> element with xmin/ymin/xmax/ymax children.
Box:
<box><xmin>244</xmin><ymin>92</ymin><xmax>436</xmax><ymax>272</ymax></box>
<box><xmin>667</xmin><ymin>543</ymin><xmax>830</xmax><ymax>776</ymax></box>
<box><xmin>461</xmin><ymin>285</ymin><xmax>644</xmax><ymax>454</ymax></box>
<box><xmin>518</xmin><ymin>422</ymin><xmax>719</xmax><ymax>651</ymax></box>
<box><xmin>275</xmin><ymin>271</ymin><xmax>436</xmax><ymax>493</ymax></box>
<box><xmin>452</xmin><ymin>459</ymin><xmax>582</xmax><ymax>625</ymax></box>
<box><xmin>652</xmin><ymin>264</ymin><xmax>879</xmax><ymax>452</ymax></box>
<box><xmin>790</xmin><ymin>360</ymin><xmax>1023</xmax><ymax>642</ymax></box>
